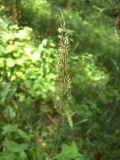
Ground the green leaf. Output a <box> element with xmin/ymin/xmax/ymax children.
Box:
<box><xmin>4</xmin><ymin>139</ymin><xmax>28</xmax><ymax>153</ymax></box>
<box><xmin>61</xmin><ymin>143</ymin><xmax>70</xmax><ymax>155</ymax></box>
<box><xmin>54</xmin><ymin>142</ymin><xmax>84</xmax><ymax>160</ymax></box>
<box><xmin>6</xmin><ymin>58</ymin><xmax>15</xmax><ymax>67</ymax></box>
<box><xmin>19</xmin><ymin>151</ymin><xmax>27</xmax><ymax>160</ymax></box>
<box><xmin>70</xmin><ymin>141</ymin><xmax>79</xmax><ymax>155</ymax></box>
<box><xmin>2</xmin><ymin>124</ymin><xmax>18</xmax><ymax>135</ymax></box>
<box><xmin>4</xmin><ymin>139</ymin><xmax>20</xmax><ymax>153</ymax></box>
<box><xmin>4</xmin><ymin>153</ymin><xmax>17</xmax><ymax>160</ymax></box>
<box><xmin>4</xmin><ymin>106</ymin><xmax>16</xmax><ymax>119</ymax></box>
<box><xmin>17</xmin><ymin>129</ymin><xmax>31</xmax><ymax>141</ymax></box>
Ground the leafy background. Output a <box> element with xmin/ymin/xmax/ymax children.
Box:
<box><xmin>0</xmin><ymin>0</ymin><xmax>120</xmax><ymax>160</ymax></box>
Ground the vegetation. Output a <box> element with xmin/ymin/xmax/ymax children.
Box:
<box><xmin>0</xmin><ymin>0</ymin><xmax>120</xmax><ymax>159</ymax></box>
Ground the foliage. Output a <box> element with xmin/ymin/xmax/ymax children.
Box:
<box><xmin>0</xmin><ymin>15</ymin><xmax>58</xmax><ymax>160</ymax></box>
<box><xmin>0</xmin><ymin>16</ymin><xmax>57</xmax><ymax>96</ymax></box>
<box><xmin>54</xmin><ymin>142</ymin><xmax>86</xmax><ymax>160</ymax></box>
<box><xmin>0</xmin><ymin>139</ymin><xmax>28</xmax><ymax>160</ymax></box>
<box><xmin>1</xmin><ymin>0</ymin><xmax>120</xmax><ymax>160</ymax></box>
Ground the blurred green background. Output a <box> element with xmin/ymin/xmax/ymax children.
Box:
<box><xmin>0</xmin><ymin>0</ymin><xmax>120</xmax><ymax>159</ymax></box>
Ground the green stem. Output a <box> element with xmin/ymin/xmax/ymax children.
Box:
<box><xmin>51</xmin><ymin>117</ymin><xmax>62</xmax><ymax>158</ymax></box>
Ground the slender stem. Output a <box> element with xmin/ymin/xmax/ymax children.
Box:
<box><xmin>51</xmin><ymin>117</ymin><xmax>62</xmax><ymax>158</ymax></box>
